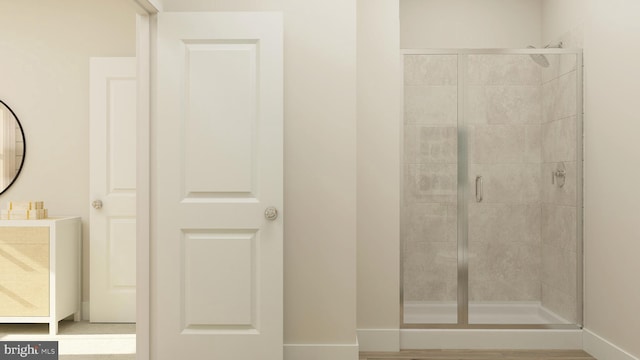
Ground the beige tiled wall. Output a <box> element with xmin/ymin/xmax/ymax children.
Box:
<box><xmin>467</xmin><ymin>86</ymin><xmax>541</xmax><ymax>125</ymax></box>
<box><xmin>403</xmin><ymin>55</ymin><xmax>458</xmax><ymax>302</ymax></box>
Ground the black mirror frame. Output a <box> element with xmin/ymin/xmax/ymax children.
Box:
<box><xmin>0</xmin><ymin>99</ymin><xmax>26</xmax><ymax>196</ymax></box>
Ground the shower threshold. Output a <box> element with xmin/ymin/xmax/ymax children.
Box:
<box><xmin>404</xmin><ymin>301</ymin><xmax>571</xmax><ymax>325</ymax></box>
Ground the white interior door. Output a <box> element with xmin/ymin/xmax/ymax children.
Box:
<box><xmin>90</xmin><ymin>57</ymin><xmax>137</xmax><ymax>323</ymax></box>
<box><xmin>153</xmin><ymin>12</ymin><xmax>283</xmax><ymax>360</ymax></box>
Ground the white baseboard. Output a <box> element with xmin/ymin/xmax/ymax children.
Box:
<box><xmin>357</xmin><ymin>327</ymin><xmax>640</xmax><ymax>360</ymax></box>
<box><xmin>59</xmin><ymin>335</ymin><xmax>136</xmax><ymax>355</ymax></box>
<box><xmin>1</xmin><ymin>334</ymin><xmax>136</xmax><ymax>355</ymax></box>
<box><xmin>401</xmin><ymin>329</ymin><xmax>583</xmax><ymax>350</ymax></box>
<box><xmin>583</xmin><ymin>329</ymin><xmax>639</xmax><ymax>360</ymax></box>
<box><xmin>82</xmin><ymin>301</ymin><xmax>90</xmax><ymax>321</ymax></box>
<box><xmin>284</xmin><ymin>342</ymin><xmax>359</xmax><ymax>360</ymax></box>
<box><xmin>357</xmin><ymin>329</ymin><xmax>400</xmax><ymax>352</ymax></box>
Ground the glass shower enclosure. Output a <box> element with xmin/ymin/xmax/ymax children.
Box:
<box><xmin>401</xmin><ymin>49</ymin><xmax>583</xmax><ymax>328</ymax></box>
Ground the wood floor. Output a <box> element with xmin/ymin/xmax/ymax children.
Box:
<box><xmin>359</xmin><ymin>350</ymin><xmax>597</xmax><ymax>360</ymax></box>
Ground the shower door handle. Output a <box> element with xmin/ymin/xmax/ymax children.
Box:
<box><xmin>475</xmin><ymin>175</ymin><xmax>483</xmax><ymax>203</ymax></box>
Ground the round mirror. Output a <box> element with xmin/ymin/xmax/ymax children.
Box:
<box><xmin>0</xmin><ymin>100</ymin><xmax>26</xmax><ymax>195</ymax></box>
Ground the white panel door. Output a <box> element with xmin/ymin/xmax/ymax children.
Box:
<box><xmin>153</xmin><ymin>12</ymin><xmax>283</xmax><ymax>360</ymax></box>
<box><xmin>90</xmin><ymin>57</ymin><xmax>137</xmax><ymax>323</ymax></box>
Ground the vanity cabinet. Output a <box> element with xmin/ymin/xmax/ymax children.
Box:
<box><xmin>0</xmin><ymin>217</ymin><xmax>81</xmax><ymax>334</ymax></box>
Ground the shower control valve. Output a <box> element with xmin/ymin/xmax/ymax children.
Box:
<box><xmin>551</xmin><ymin>162</ymin><xmax>566</xmax><ymax>188</ymax></box>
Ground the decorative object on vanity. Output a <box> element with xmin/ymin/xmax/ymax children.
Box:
<box><xmin>0</xmin><ymin>100</ymin><xmax>26</xmax><ymax>195</ymax></box>
<box><xmin>0</xmin><ymin>200</ymin><xmax>48</xmax><ymax>220</ymax></box>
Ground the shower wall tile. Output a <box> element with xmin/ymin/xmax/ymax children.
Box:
<box><xmin>467</xmin><ymin>55</ymin><xmax>541</xmax><ymax>86</ymax></box>
<box><xmin>524</xmin><ymin>125</ymin><xmax>542</xmax><ymax>163</ymax></box>
<box><xmin>404</xmin><ymin>125</ymin><xmax>457</xmax><ymax>164</ymax></box>
<box><xmin>542</xmin><ymin>204</ymin><xmax>577</xmax><ymax>253</ymax></box>
<box><xmin>543</xmin><ymin>71</ymin><xmax>577</xmax><ymax>122</ymax></box>
<box><xmin>468</xmin><ymin>203</ymin><xmax>541</xmax><ymax>245</ymax></box>
<box><xmin>402</xmin><ymin>203</ymin><xmax>457</xmax><ymax>243</ymax></box>
<box><xmin>469</xmin><ymin>241</ymin><xmax>541</xmax><ymax>301</ymax></box>
<box><xmin>402</xmin><ymin>54</ymin><xmax>459</xmax><ymax>303</ymax></box>
<box><xmin>470</xmin><ymin>124</ymin><xmax>524</xmax><ymax>164</ymax></box>
<box><xmin>542</xmin><ymin>283</ymin><xmax>577</xmax><ymax>323</ymax></box>
<box><xmin>559</xmin><ymin>54</ymin><xmax>577</xmax><ymax>77</ymax></box>
<box><xmin>404</xmin><ymin>280</ymin><xmax>456</xmax><ymax>302</ymax></box>
<box><xmin>542</xmin><ymin>79</ymin><xmax>559</xmax><ymax>123</ymax></box>
<box><xmin>470</xmin><ymin>125</ymin><xmax>541</xmax><ymax>164</ymax></box>
<box><xmin>404</xmin><ymin>85</ymin><xmax>457</xmax><ymax>125</ymax></box>
<box><xmin>469</xmin><ymin>163</ymin><xmax>541</xmax><ymax>204</ymax></box>
<box><xmin>466</xmin><ymin>86</ymin><xmax>541</xmax><ymax>125</ymax></box>
<box><xmin>542</xmin><ymin>54</ymin><xmax>577</xmax><ymax>84</ymax></box>
<box><xmin>542</xmin><ymin>245</ymin><xmax>577</xmax><ymax>297</ymax></box>
<box><xmin>542</xmin><ymin>116</ymin><xmax>577</xmax><ymax>162</ymax></box>
<box><xmin>404</xmin><ymin>55</ymin><xmax>457</xmax><ymax>86</ymax></box>
<box><xmin>405</xmin><ymin>163</ymin><xmax>457</xmax><ymax>204</ymax></box>
<box><xmin>542</xmin><ymin>161</ymin><xmax>576</xmax><ymax>206</ymax></box>
<box><xmin>557</xmin><ymin>71</ymin><xmax>577</xmax><ymax>119</ymax></box>
<box><xmin>541</xmin><ymin>55</ymin><xmax>560</xmax><ymax>84</ymax></box>
<box><xmin>404</xmin><ymin>241</ymin><xmax>458</xmax><ymax>301</ymax></box>
<box><xmin>469</xmin><ymin>278</ymin><xmax>539</xmax><ymax>302</ymax></box>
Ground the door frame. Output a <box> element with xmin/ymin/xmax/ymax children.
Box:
<box><xmin>133</xmin><ymin>1</ymin><xmax>159</xmax><ymax>360</ymax></box>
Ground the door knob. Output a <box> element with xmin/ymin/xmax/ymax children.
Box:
<box><xmin>264</xmin><ymin>207</ymin><xmax>278</xmax><ymax>221</ymax></box>
<box><xmin>92</xmin><ymin>200</ymin><xmax>103</xmax><ymax>209</ymax></box>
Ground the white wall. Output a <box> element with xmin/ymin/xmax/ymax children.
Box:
<box><xmin>542</xmin><ymin>0</ymin><xmax>585</xmax><ymax>46</ymax></box>
<box><xmin>582</xmin><ymin>0</ymin><xmax>640</xmax><ymax>357</ymax></box>
<box><xmin>356</xmin><ymin>0</ymin><xmax>401</xmax><ymax>343</ymax></box>
<box><xmin>400</xmin><ymin>0</ymin><xmax>542</xmax><ymax>49</ymax></box>
<box><xmin>0</xmin><ymin>0</ymin><xmax>137</xmax><ymax>303</ymax></box>
<box><xmin>162</xmin><ymin>0</ymin><xmax>358</xmax><ymax>354</ymax></box>
<box><xmin>543</xmin><ymin>1</ymin><xmax>640</xmax><ymax>358</ymax></box>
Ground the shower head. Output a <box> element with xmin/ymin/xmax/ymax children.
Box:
<box><xmin>528</xmin><ymin>46</ymin><xmax>550</xmax><ymax>67</ymax></box>
<box><xmin>527</xmin><ymin>41</ymin><xmax>564</xmax><ymax>68</ymax></box>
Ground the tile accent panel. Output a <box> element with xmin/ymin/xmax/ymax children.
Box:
<box><xmin>403</xmin><ymin>54</ymin><xmax>457</xmax><ymax>302</ymax></box>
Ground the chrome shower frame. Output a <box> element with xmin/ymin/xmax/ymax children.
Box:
<box><xmin>399</xmin><ymin>48</ymin><xmax>584</xmax><ymax>330</ymax></box>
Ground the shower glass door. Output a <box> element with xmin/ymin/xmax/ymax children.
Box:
<box><xmin>466</xmin><ymin>52</ymin><xmax>581</xmax><ymax>325</ymax></box>
<box><xmin>401</xmin><ymin>50</ymin><xmax>583</xmax><ymax>328</ymax></box>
